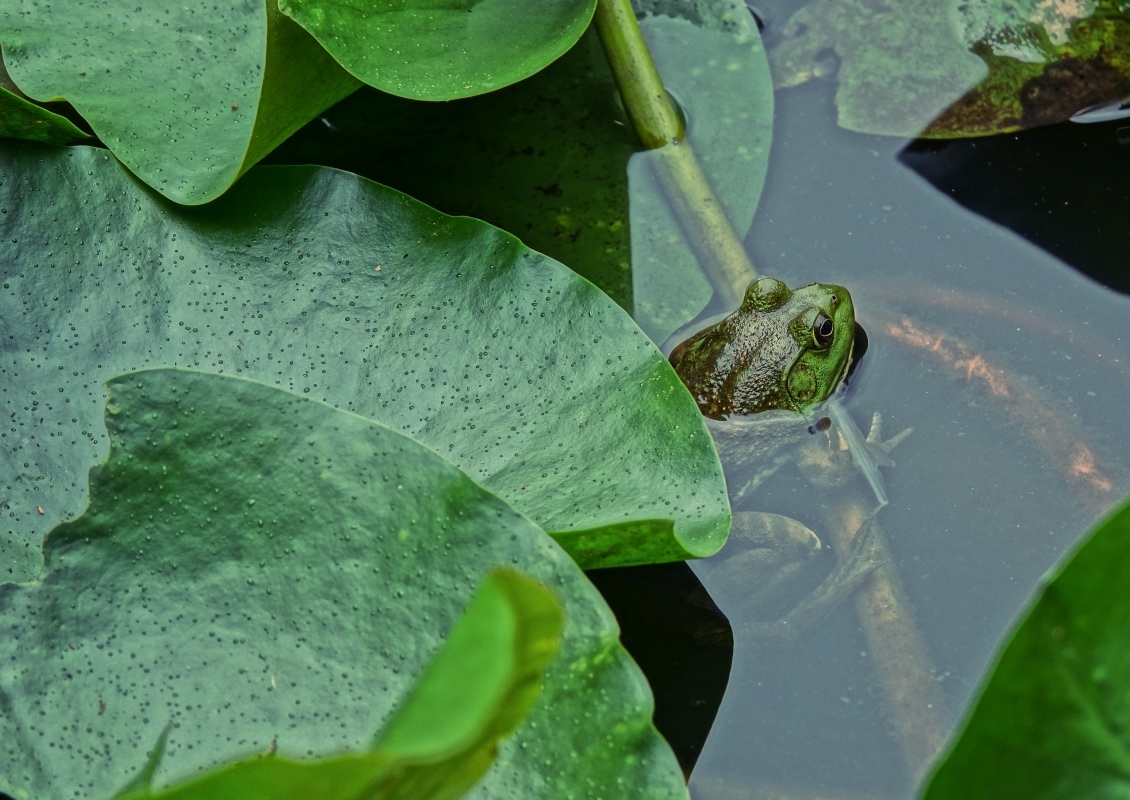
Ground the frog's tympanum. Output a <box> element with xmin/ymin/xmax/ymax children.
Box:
<box><xmin>671</xmin><ymin>277</ymin><xmax>879</xmax><ymax>636</ymax></box>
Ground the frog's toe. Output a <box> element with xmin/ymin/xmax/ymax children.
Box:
<box><xmin>865</xmin><ymin>411</ymin><xmax>912</xmax><ymax>460</ymax></box>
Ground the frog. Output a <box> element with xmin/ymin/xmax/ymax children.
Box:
<box><xmin>669</xmin><ymin>276</ymin><xmax>899</xmax><ymax>637</ymax></box>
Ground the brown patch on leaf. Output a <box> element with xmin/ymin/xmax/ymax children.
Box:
<box><xmin>1019</xmin><ymin>57</ymin><xmax>1130</xmax><ymax>127</ymax></box>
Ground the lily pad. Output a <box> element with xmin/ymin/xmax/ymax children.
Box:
<box><xmin>266</xmin><ymin>28</ymin><xmax>639</xmax><ymax>310</ymax></box>
<box><xmin>112</xmin><ymin>566</ymin><xmax>563</xmax><ymax>800</ymax></box>
<box><xmin>924</xmin><ymin>497</ymin><xmax>1130</xmax><ymax>799</ymax></box>
<box><xmin>769</xmin><ymin>0</ymin><xmax>1130</xmax><ymax>138</ymax></box>
<box><xmin>278</xmin><ymin>0</ymin><xmax>595</xmax><ymax>101</ymax></box>
<box><xmin>0</xmin><ymin>368</ymin><xmax>686</xmax><ymax>800</ymax></box>
<box><xmin>0</xmin><ymin>1</ymin><xmax>360</xmax><ymax>203</ymax></box>
<box><xmin>0</xmin><ymin>142</ymin><xmax>729</xmax><ymax>582</ymax></box>
<box><xmin>0</xmin><ymin>85</ymin><xmax>89</xmax><ymax>145</ymax></box>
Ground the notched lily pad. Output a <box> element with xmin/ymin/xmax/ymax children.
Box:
<box><xmin>113</xmin><ymin>567</ymin><xmax>564</xmax><ymax>800</ymax></box>
<box><xmin>925</xmin><ymin>497</ymin><xmax>1130</xmax><ymax>798</ymax></box>
<box><xmin>0</xmin><ymin>143</ymin><xmax>729</xmax><ymax>581</ymax></box>
<box><xmin>278</xmin><ymin>0</ymin><xmax>596</xmax><ymax>101</ymax></box>
<box><xmin>1</xmin><ymin>1</ymin><xmax>360</xmax><ymax>203</ymax></box>
<box><xmin>0</xmin><ymin>368</ymin><xmax>686</xmax><ymax>800</ymax></box>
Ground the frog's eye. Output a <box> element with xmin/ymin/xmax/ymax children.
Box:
<box><xmin>812</xmin><ymin>313</ymin><xmax>835</xmax><ymax>348</ymax></box>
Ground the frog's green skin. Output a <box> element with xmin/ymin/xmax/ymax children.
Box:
<box><xmin>670</xmin><ymin>277</ymin><xmax>874</xmax><ymax>634</ymax></box>
<box><xmin>670</xmin><ymin>277</ymin><xmax>855</xmax><ymax>420</ymax></box>
<box><xmin>671</xmin><ymin>278</ymin><xmax>856</xmax><ymax>505</ymax></box>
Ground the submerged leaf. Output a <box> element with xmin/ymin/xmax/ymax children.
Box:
<box><xmin>627</xmin><ymin>4</ymin><xmax>773</xmax><ymax>342</ymax></box>
<box><xmin>0</xmin><ymin>368</ymin><xmax>685</xmax><ymax>800</ymax></box>
<box><xmin>769</xmin><ymin>0</ymin><xmax>1130</xmax><ymax>138</ymax></box>
<box><xmin>0</xmin><ymin>143</ymin><xmax>729</xmax><ymax>581</ymax></box>
<box><xmin>1</xmin><ymin>1</ymin><xmax>360</xmax><ymax>203</ymax></box>
<box><xmin>924</xmin><ymin>497</ymin><xmax>1130</xmax><ymax>799</ymax></box>
<box><xmin>278</xmin><ymin>0</ymin><xmax>596</xmax><ymax>101</ymax></box>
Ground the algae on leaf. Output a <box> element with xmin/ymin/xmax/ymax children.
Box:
<box><xmin>112</xmin><ymin>567</ymin><xmax>563</xmax><ymax>800</ymax></box>
<box><xmin>0</xmin><ymin>1</ymin><xmax>360</xmax><ymax>203</ymax></box>
<box><xmin>278</xmin><ymin>0</ymin><xmax>596</xmax><ymax>101</ymax></box>
<box><xmin>0</xmin><ymin>143</ymin><xmax>729</xmax><ymax>582</ymax></box>
<box><xmin>924</xmin><ymin>498</ymin><xmax>1130</xmax><ymax>799</ymax></box>
<box><xmin>770</xmin><ymin>0</ymin><xmax>1130</xmax><ymax>137</ymax></box>
<box><xmin>0</xmin><ymin>368</ymin><xmax>687</xmax><ymax>800</ymax></box>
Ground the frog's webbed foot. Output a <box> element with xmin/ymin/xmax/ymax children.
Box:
<box><xmin>743</xmin><ymin>510</ymin><xmax>883</xmax><ymax>641</ymax></box>
<box><xmin>861</xmin><ymin>411</ymin><xmax>912</xmax><ymax>463</ymax></box>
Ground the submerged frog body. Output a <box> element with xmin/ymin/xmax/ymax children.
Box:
<box><xmin>671</xmin><ymin>277</ymin><xmax>881</xmax><ymax>635</ymax></box>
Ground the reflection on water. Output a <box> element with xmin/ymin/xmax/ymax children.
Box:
<box><xmin>648</xmin><ymin>43</ymin><xmax>1129</xmax><ymax>800</ymax></box>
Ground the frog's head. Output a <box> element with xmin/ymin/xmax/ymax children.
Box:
<box><xmin>669</xmin><ymin>277</ymin><xmax>855</xmax><ymax>419</ymax></box>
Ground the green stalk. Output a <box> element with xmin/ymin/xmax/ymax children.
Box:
<box><xmin>596</xmin><ymin>0</ymin><xmax>949</xmax><ymax>779</ymax></box>
<box><xmin>821</xmin><ymin>499</ymin><xmax>949</xmax><ymax>781</ymax></box>
<box><xmin>593</xmin><ymin>0</ymin><xmax>757</xmax><ymax>309</ymax></box>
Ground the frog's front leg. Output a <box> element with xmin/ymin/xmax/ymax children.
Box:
<box><xmin>797</xmin><ymin>409</ymin><xmax>913</xmax><ymax>498</ymax></box>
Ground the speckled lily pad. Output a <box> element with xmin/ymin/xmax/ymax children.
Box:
<box><xmin>0</xmin><ymin>368</ymin><xmax>686</xmax><ymax>800</ymax></box>
<box><xmin>0</xmin><ymin>142</ymin><xmax>729</xmax><ymax>581</ymax></box>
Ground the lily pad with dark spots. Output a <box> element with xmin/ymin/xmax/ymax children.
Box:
<box><xmin>0</xmin><ymin>142</ymin><xmax>729</xmax><ymax>582</ymax></box>
<box><xmin>113</xmin><ymin>566</ymin><xmax>563</xmax><ymax>800</ymax></box>
<box><xmin>0</xmin><ymin>368</ymin><xmax>687</xmax><ymax>800</ymax></box>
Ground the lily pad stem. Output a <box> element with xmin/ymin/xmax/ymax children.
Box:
<box><xmin>822</xmin><ymin>499</ymin><xmax>948</xmax><ymax>781</ymax></box>
<box><xmin>593</xmin><ymin>0</ymin><xmax>758</xmax><ymax>308</ymax></box>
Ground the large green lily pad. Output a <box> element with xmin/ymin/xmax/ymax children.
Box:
<box><xmin>1</xmin><ymin>1</ymin><xmax>360</xmax><ymax>203</ymax></box>
<box><xmin>0</xmin><ymin>142</ymin><xmax>729</xmax><ymax>582</ymax></box>
<box><xmin>924</xmin><ymin>497</ymin><xmax>1130</xmax><ymax>799</ymax></box>
<box><xmin>0</xmin><ymin>368</ymin><xmax>686</xmax><ymax>800</ymax></box>
<box><xmin>278</xmin><ymin>0</ymin><xmax>595</xmax><ymax>101</ymax></box>
<box><xmin>115</xmin><ymin>567</ymin><xmax>563</xmax><ymax>800</ymax></box>
<box><xmin>769</xmin><ymin>0</ymin><xmax>1130</xmax><ymax>137</ymax></box>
